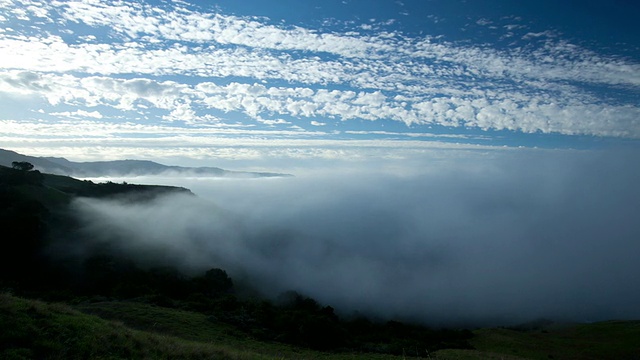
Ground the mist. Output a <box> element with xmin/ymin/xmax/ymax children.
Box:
<box><xmin>71</xmin><ymin>149</ymin><xmax>640</xmax><ymax>327</ymax></box>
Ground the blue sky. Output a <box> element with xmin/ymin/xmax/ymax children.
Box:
<box><xmin>0</xmin><ymin>0</ymin><xmax>639</xmax><ymax>168</ymax></box>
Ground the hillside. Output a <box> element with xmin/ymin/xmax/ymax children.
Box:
<box><xmin>2</xmin><ymin>164</ymin><xmax>639</xmax><ymax>359</ymax></box>
<box><xmin>0</xmin><ymin>148</ymin><xmax>292</xmax><ymax>178</ymax></box>
<box><xmin>0</xmin><ymin>164</ymin><xmax>192</xmax><ymax>205</ymax></box>
<box><xmin>2</xmin><ymin>293</ymin><xmax>639</xmax><ymax>360</ymax></box>
<box><xmin>0</xmin><ymin>164</ymin><xmax>473</xmax><ymax>357</ymax></box>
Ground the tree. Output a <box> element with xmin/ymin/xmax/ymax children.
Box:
<box><xmin>11</xmin><ymin>161</ymin><xmax>34</xmax><ymax>171</ymax></box>
<box><xmin>193</xmin><ymin>268</ymin><xmax>233</xmax><ymax>297</ymax></box>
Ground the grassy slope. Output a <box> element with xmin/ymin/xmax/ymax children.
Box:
<box><xmin>0</xmin><ymin>293</ymin><xmax>248</xmax><ymax>360</ymax></box>
<box><xmin>436</xmin><ymin>321</ymin><xmax>640</xmax><ymax>360</ymax></box>
<box><xmin>76</xmin><ymin>300</ymin><xmax>407</xmax><ymax>359</ymax></box>
<box><xmin>0</xmin><ymin>294</ymin><xmax>400</xmax><ymax>360</ymax></box>
<box><xmin>3</xmin><ymin>293</ymin><xmax>637</xmax><ymax>360</ymax></box>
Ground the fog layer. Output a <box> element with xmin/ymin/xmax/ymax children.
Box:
<box><xmin>72</xmin><ymin>149</ymin><xmax>640</xmax><ymax>326</ymax></box>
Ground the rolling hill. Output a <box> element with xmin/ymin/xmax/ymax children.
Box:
<box><xmin>0</xmin><ymin>148</ymin><xmax>292</xmax><ymax>178</ymax></box>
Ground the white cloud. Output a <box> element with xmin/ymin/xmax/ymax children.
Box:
<box><xmin>55</xmin><ymin>0</ymin><xmax>381</xmax><ymax>58</ymax></box>
<box><xmin>50</xmin><ymin>109</ymin><xmax>103</xmax><ymax>118</ymax></box>
<box><xmin>162</xmin><ymin>102</ymin><xmax>197</xmax><ymax>123</ymax></box>
<box><xmin>522</xmin><ymin>30</ymin><xmax>557</xmax><ymax>39</ymax></box>
<box><xmin>0</xmin><ymin>126</ymin><xmax>511</xmax><ymax>174</ymax></box>
<box><xmin>2</xmin><ymin>70</ymin><xmax>640</xmax><ymax>138</ymax></box>
<box><xmin>0</xmin><ymin>0</ymin><xmax>638</xmax><ymax>144</ymax></box>
<box><xmin>257</xmin><ymin>117</ymin><xmax>290</xmax><ymax>126</ymax></box>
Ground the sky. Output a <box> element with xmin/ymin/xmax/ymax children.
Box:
<box><xmin>1</xmin><ymin>0</ymin><xmax>639</xmax><ymax>169</ymax></box>
<box><xmin>3</xmin><ymin>0</ymin><xmax>640</xmax><ymax>326</ymax></box>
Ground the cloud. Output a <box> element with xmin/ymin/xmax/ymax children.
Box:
<box><xmin>5</xmin><ymin>70</ymin><xmax>639</xmax><ymax>138</ymax></box>
<box><xmin>50</xmin><ymin>109</ymin><xmax>103</xmax><ymax>119</ymax></box>
<box><xmin>476</xmin><ymin>18</ymin><xmax>492</xmax><ymax>26</ymax></box>
<box><xmin>522</xmin><ymin>30</ymin><xmax>557</xmax><ymax>40</ymax></box>
<box><xmin>55</xmin><ymin>0</ymin><xmax>383</xmax><ymax>58</ymax></box>
<box><xmin>1</xmin><ymin>0</ymin><xmax>639</xmax><ymax>141</ymax></box>
<box><xmin>69</xmin><ymin>148</ymin><xmax>640</xmax><ymax>326</ymax></box>
<box><xmin>1</xmin><ymin>125</ymin><xmax>508</xmax><ymax>172</ymax></box>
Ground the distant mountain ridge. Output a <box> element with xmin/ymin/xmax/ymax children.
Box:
<box><xmin>0</xmin><ymin>148</ymin><xmax>292</xmax><ymax>178</ymax></box>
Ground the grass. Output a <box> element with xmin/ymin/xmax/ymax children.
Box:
<box><xmin>1</xmin><ymin>294</ymin><xmax>400</xmax><ymax>359</ymax></box>
<box><xmin>3</xmin><ymin>293</ymin><xmax>640</xmax><ymax>359</ymax></box>
<box><xmin>0</xmin><ymin>293</ymin><xmax>258</xmax><ymax>359</ymax></box>
<box><xmin>76</xmin><ymin>300</ymin><xmax>404</xmax><ymax>359</ymax></box>
<box><xmin>434</xmin><ymin>321</ymin><xmax>640</xmax><ymax>360</ymax></box>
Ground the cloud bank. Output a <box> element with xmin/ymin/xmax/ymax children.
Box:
<box><xmin>71</xmin><ymin>149</ymin><xmax>640</xmax><ymax>326</ymax></box>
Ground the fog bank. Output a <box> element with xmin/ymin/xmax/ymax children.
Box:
<box><xmin>72</xmin><ymin>149</ymin><xmax>640</xmax><ymax>326</ymax></box>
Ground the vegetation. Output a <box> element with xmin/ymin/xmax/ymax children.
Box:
<box><xmin>0</xmin><ymin>293</ymin><xmax>249</xmax><ymax>360</ymax></box>
<box><xmin>3</xmin><ymin>292</ymin><xmax>638</xmax><ymax>360</ymax></box>
<box><xmin>11</xmin><ymin>161</ymin><xmax>35</xmax><ymax>171</ymax></box>
<box><xmin>1</xmin><ymin>163</ymin><xmax>638</xmax><ymax>359</ymax></box>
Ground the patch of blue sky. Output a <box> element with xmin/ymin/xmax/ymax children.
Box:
<box><xmin>572</xmin><ymin>83</ymin><xmax>640</xmax><ymax>107</ymax></box>
<box><xmin>208</xmin><ymin>0</ymin><xmax>400</xmax><ymax>28</ymax></box>
<box><xmin>0</xmin><ymin>98</ymin><xmax>46</xmax><ymax>120</ymax></box>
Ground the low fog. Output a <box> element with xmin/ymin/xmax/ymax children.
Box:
<box><xmin>71</xmin><ymin>149</ymin><xmax>640</xmax><ymax>327</ymax></box>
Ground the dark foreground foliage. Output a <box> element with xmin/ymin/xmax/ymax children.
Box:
<box><xmin>0</xmin><ymin>164</ymin><xmax>472</xmax><ymax>356</ymax></box>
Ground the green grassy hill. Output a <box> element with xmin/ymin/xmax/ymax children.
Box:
<box><xmin>438</xmin><ymin>321</ymin><xmax>640</xmax><ymax>360</ymax></box>
<box><xmin>0</xmin><ymin>293</ymin><xmax>272</xmax><ymax>360</ymax></box>
<box><xmin>2</xmin><ymin>293</ymin><xmax>639</xmax><ymax>360</ymax></box>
